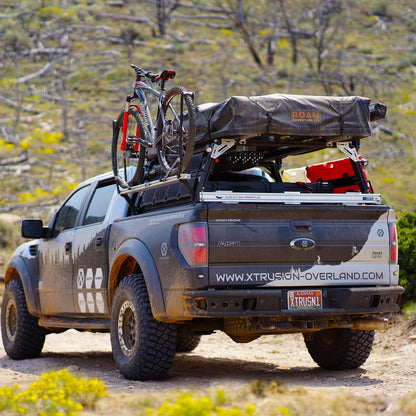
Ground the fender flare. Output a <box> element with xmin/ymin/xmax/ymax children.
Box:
<box><xmin>110</xmin><ymin>238</ymin><xmax>167</xmax><ymax>320</ymax></box>
<box><xmin>5</xmin><ymin>256</ymin><xmax>41</xmax><ymax>317</ymax></box>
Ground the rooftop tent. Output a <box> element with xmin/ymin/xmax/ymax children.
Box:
<box><xmin>195</xmin><ymin>94</ymin><xmax>371</xmax><ymax>141</ymax></box>
<box><xmin>193</xmin><ymin>94</ymin><xmax>377</xmax><ymax>160</ymax></box>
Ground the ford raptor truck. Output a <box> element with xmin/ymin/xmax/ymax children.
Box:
<box><xmin>1</xmin><ymin>93</ymin><xmax>403</xmax><ymax>381</ymax></box>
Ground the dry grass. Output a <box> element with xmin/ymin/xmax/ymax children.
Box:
<box><xmin>84</xmin><ymin>381</ymin><xmax>416</xmax><ymax>416</ymax></box>
<box><xmin>393</xmin><ymin>391</ymin><xmax>416</xmax><ymax>416</ymax></box>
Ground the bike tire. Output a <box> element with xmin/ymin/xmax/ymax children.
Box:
<box><xmin>156</xmin><ymin>86</ymin><xmax>196</xmax><ymax>175</ymax></box>
<box><xmin>112</xmin><ymin>107</ymin><xmax>146</xmax><ymax>188</ymax></box>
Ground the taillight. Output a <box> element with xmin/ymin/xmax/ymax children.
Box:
<box><xmin>389</xmin><ymin>223</ymin><xmax>398</xmax><ymax>263</ymax></box>
<box><xmin>178</xmin><ymin>223</ymin><xmax>208</xmax><ymax>267</ymax></box>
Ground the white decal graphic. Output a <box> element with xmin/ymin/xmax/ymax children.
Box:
<box><xmin>86</xmin><ymin>268</ymin><xmax>94</xmax><ymax>289</ymax></box>
<box><xmin>149</xmin><ymin>212</ymin><xmax>186</xmax><ymax>225</ymax></box>
<box><xmin>77</xmin><ymin>269</ymin><xmax>85</xmax><ymax>289</ymax></box>
<box><xmin>78</xmin><ymin>293</ymin><xmax>86</xmax><ymax>313</ymax></box>
<box><xmin>213</xmin><ymin>263</ymin><xmax>389</xmax><ymax>286</ymax></box>
<box><xmin>161</xmin><ymin>242</ymin><xmax>168</xmax><ymax>257</ymax></box>
<box><xmin>94</xmin><ymin>268</ymin><xmax>103</xmax><ymax>288</ymax></box>
<box><xmin>87</xmin><ymin>293</ymin><xmax>95</xmax><ymax>313</ymax></box>
<box><xmin>96</xmin><ymin>293</ymin><xmax>105</xmax><ymax>313</ymax></box>
<box><xmin>76</xmin><ymin>268</ymin><xmax>107</xmax><ymax>313</ymax></box>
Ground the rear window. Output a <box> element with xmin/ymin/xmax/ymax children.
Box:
<box><xmin>83</xmin><ymin>182</ymin><xmax>116</xmax><ymax>226</ymax></box>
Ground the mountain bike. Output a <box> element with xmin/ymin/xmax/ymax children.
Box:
<box><xmin>112</xmin><ymin>64</ymin><xmax>196</xmax><ymax>189</ymax></box>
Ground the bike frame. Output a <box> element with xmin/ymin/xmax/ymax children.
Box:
<box><xmin>120</xmin><ymin>78</ymin><xmax>167</xmax><ymax>152</ymax></box>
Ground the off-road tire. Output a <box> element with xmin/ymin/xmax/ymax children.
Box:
<box><xmin>176</xmin><ymin>334</ymin><xmax>201</xmax><ymax>353</ymax></box>
<box><xmin>303</xmin><ymin>328</ymin><xmax>375</xmax><ymax>370</ymax></box>
<box><xmin>110</xmin><ymin>274</ymin><xmax>176</xmax><ymax>380</ymax></box>
<box><xmin>112</xmin><ymin>108</ymin><xmax>146</xmax><ymax>188</ymax></box>
<box><xmin>156</xmin><ymin>86</ymin><xmax>196</xmax><ymax>175</ymax></box>
<box><xmin>1</xmin><ymin>279</ymin><xmax>46</xmax><ymax>359</ymax></box>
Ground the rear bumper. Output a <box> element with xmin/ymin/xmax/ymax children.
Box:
<box><xmin>182</xmin><ymin>286</ymin><xmax>404</xmax><ymax>318</ymax></box>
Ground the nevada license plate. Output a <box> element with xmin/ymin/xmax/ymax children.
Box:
<box><xmin>287</xmin><ymin>290</ymin><xmax>323</xmax><ymax>310</ymax></box>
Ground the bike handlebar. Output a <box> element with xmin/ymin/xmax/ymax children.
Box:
<box><xmin>130</xmin><ymin>64</ymin><xmax>176</xmax><ymax>83</ymax></box>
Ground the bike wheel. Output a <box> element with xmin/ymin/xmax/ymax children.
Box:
<box><xmin>156</xmin><ymin>86</ymin><xmax>196</xmax><ymax>175</ymax></box>
<box><xmin>112</xmin><ymin>107</ymin><xmax>146</xmax><ymax>188</ymax></box>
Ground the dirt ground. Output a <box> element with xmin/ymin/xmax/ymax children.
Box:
<box><xmin>1</xmin><ymin>315</ymin><xmax>416</xmax><ymax>400</ymax></box>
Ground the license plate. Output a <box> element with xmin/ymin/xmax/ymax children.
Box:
<box><xmin>287</xmin><ymin>290</ymin><xmax>323</xmax><ymax>310</ymax></box>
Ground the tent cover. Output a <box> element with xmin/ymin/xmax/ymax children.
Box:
<box><xmin>194</xmin><ymin>94</ymin><xmax>371</xmax><ymax>146</ymax></box>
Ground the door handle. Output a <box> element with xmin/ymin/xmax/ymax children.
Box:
<box><xmin>95</xmin><ymin>236</ymin><xmax>104</xmax><ymax>250</ymax></box>
<box><xmin>65</xmin><ymin>242</ymin><xmax>72</xmax><ymax>255</ymax></box>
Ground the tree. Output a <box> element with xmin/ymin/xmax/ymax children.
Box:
<box><xmin>220</xmin><ymin>0</ymin><xmax>264</xmax><ymax>68</ymax></box>
<box><xmin>300</xmin><ymin>0</ymin><xmax>345</xmax><ymax>94</ymax></box>
<box><xmin>155</xmin><ymin>0</ymin><xmax>181</xmax><ymax>37</ymax></box>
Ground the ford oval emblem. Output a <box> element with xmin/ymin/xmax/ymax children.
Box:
<box><xmin>290</xmin><ymin>237</ymin><xmax>316</xmax><ymax>250</ymax></box>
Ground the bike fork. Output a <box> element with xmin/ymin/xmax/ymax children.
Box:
<box><xmin>120</xmin><ymin>110</ymin><xmax>129</xmax><ymax>152</ymax></box>
<box><xmin>121</xmin><ymin>98</ymin><xmax>140</xmax><ymax>152</ymax></box>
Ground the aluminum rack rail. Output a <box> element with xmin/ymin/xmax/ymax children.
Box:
<box><xmin>118</xmin><ymin>174</ymin><xmax>191</xmax><ymax>195</ymax></box>
<box><xmin>199</xmin><ymin>191</ymin><xmax>382</xmax><ymax>205</ymax></box>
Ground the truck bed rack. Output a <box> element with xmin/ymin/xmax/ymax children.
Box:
<box><xmin>120</xmin><ymin>139</ymin><xmax>378</xmax><ymax>213</ymax></box>
<box><xmin>199</xmin><ymin>191</ymin><xmax>382</xmax><ymax>205</ymax></box>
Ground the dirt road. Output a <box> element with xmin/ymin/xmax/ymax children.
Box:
<box><xmin>1</xmin><ymin>316</ymin><xmax>416</xmax><ymax>399</ymax></box>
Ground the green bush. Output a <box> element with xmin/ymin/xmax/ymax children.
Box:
<box><xmin>397</xmin><ymin>211</ymin><xmax>416</xmax><ymax>303</ymax></box>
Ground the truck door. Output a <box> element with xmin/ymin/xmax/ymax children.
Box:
<box><xmin>38</xmin><ymin>185</ymin><xmax>91</xmax><ymax>315</ymax></box>
<box><xmin>71</xmin><ymin>180</ymin><xmax>116</xmax><ymax>316</ymax></box>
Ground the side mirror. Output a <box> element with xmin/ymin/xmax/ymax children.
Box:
<box><xmin>21</xmin><ymin>219</ymin><xmax>49</xmax><ymax>239</ymax></box>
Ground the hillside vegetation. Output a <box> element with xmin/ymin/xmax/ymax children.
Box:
<box><xmin>1</xmin><ymin>0</ymin><xmax>416</xmax><ymax>218</ymax></box>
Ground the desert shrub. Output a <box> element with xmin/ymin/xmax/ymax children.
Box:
<box><xmin>0</xmin><ymin>369</ymin><xmax>107</xmax><ymax>415</ymax></box>
<box><xmin>397</xmin><ymin>211</ymin><xmax>416</xmax><ymax>303</ymax></box>
<box><xmin>0</xmin><ymin>220</ymin><xmax>21</xmax><ymax>249</ymax></box>
<box><xmin>145</xmin><ymin>391</ymin><xmax>257</xmax><ymax>416</ymax></box>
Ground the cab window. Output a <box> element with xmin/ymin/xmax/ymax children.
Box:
<box><xmin>83</xmin><ymin>182</ymin><xmax>116</xmax><ymax>226</ymax></box>
<box><xmin>54</xmin><ymin>186</ymin><xmax>90</xmax><ymax>232</ymax></box>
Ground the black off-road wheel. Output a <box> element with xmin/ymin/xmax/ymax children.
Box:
<box><xmin>176</xmin><ymin>334</ymin><xmax>201</xmax><ymax>353</ymax></box>
<box><xmin>303</xmin><ymin>328</ymin><xmax>375</xmax><ymax>370</ymax></box>
<box><xmin>1</xmin><ymin>279</ymin><xmax>46</xmax><ymax>359</ymax></box>
<box><xmin>110</xmin><ymin>274</ymin><xmax>176</xmax><ymax>380</ymax></box>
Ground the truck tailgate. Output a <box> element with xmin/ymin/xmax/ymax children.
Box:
<box><xmin>207</xmin><ymin>203</ymin><xmax>393</xmax><ymax>287</ymax></box>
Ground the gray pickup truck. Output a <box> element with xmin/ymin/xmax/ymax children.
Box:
<box><xmin>1</xmin><ymin>94</ymin><xmax>403</xmax><ymax>381</ymax></box>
